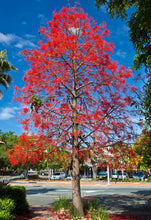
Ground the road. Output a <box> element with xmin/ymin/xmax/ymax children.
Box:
<box><xmin>10</xmin><ymin>180</ymin><xmax>151</xmax><ymax>217</ymax></box>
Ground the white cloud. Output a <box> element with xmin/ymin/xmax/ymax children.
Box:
<box><xmin>0</xmin><ymin>33</ymin><xmax>18</xmax><ymax>45</ymax></box>
<box><xmin>100</xmin><ymin>5</ymin><xmax>107</xmax><ymax>13</ymax></box>
<box><xmin>116</xmin><ymin>49</ymin><xmax>127</xmax><ymax>58</ymax></box>
<box><xmin>0</xmin><ymin>32</ymin><xmax>36</xmax><ymax>49</ymax></box>
<box><xmin>116</xmin><ymin>24</ymin><xmax>129</xmax><ymax>37</ymax></box>
<box><xmin>0</xmin><ymin>107</ymin><xmax>20</xmax><ymax>120</ymax></box>
<box><xmin>25</xmin><ymin>34</ymin><xmax>35</xmax><ymax>38</ymax></box>
<box><xmin>15</xmin><ymin>40</ymin><xmax>36</xmax><ymax>49</ymax></box>
<box><xmin>38</xmin><ymin>14</ymin><xmax>47</xmax><ymax>25</ymax></box>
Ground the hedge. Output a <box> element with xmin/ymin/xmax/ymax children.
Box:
<box><xmin>0</xmin><ymin>185</ymin><xmax>29</xmax><ymax>215</ymax></box>
<box><xmin>0</xmin><ymin>198</ymin><xmax>15</xmax><ymax>220</ymax></box>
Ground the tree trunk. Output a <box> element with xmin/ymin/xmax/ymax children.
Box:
<box><xmin>72</xmin><ymin>153</ymin><xmax>84</xmax><ymax>216</ymax></box>
<box><xmin>71</xmin><ymin>57</ymin><xmax>84</xmax><ymax>216</ymax></box>
<box><xmin>24</xmin><ymin>163</ymin><xmax>29</xmax><ymax>179</ymax></box>
<box><xmin>47</xmin><ymin>162</ymin><xmax>52</xmax><ymax>180</ymax></box>
<box><xmin>92</xmin><ymin>166</ymin><xmax>97</xmax><ymax>179</ymax></box>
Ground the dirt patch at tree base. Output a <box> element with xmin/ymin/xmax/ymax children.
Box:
<box><xmin>14</xmin><ymin>206</ymin><xmax>150</xmax><ymax>220</ymax></box>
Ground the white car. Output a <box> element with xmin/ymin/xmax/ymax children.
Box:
<box><xmin>51</xmin><ymin>172</ymin><xmax>66</xmax><ymax>180</ymax></box>
<box><xmin>118</xmin><ymin>172</ymin><xmax>128</xmax><ymax>179</ymax></box>
<box><xmin>111</xmin><ymin>170</ymin><xmax>118</xmax><ymax>179</ymax></box>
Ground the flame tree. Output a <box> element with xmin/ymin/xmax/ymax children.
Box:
<box><xmin>7</xmin><ymin>134</ymin><xmax>44</xmax><ymax>178</ymax></box>
<box><xmin>14</xmin><ymin>6</ymin><xmax>139</xmax><ymax>216</ymax></box>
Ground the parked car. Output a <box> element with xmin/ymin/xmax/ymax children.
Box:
<box><xmin>97</xmin><ymin>171</ymin><xmax>107</xmax><ymax>180</ymax></box>
<box><xmin>118</xmin><ymin>171</ymin><xmax>128</xmax><ymax>179</ymax></box>
<box><xmin>132</xmin><ymin>171</ymin><xmax>146</xmax><ymax>180</ymax></box>
<box><xmin>66</xmin><ymin>175</ymin><xmax>72</xmax><ymax>180</ymax></box>
<box><xmin>40</xmin><ymin>170</ymin><xmax>49</xmax><ymax>176</ymax></box>
<box><xmin>111</xmin><ymin>170</ymin><xmax>118</xmax><ymax>179</ymax></box>
<box><xmin>28</xmin><ymin>171</ymin><xmax>37</xmax><ymax>176</ymax></box>
<box><xmin>51</xmin><ymin>172</ymin><xmax>66</xmax><ymax>180</ymax></box>
<box><xmin>19</xmin><ymin>170</ymin><xmax>37</xmax><ymax>179</ymax></box>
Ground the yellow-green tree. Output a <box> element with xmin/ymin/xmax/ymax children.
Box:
<box><xmin>132</xmin><ymin>130</ymin><xmax>151</xmax><ymax>170</ymax></box>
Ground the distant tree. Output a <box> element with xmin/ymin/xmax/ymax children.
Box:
<box><xmin>142</xmin><ymin>79</ymin><xmax>151</xmax><ymax>128</ymax></box>
<box><xmin>14</xmin><ymin>6</ymin><xmax>139</xmax><ymax>216</ymax></box>
<box><xmin>0</xmin><ymin>50</ymin><xmax>16</xmax><ymax>99</ymax></box>
<box><xmin>7</xmin><ymin>134</ymin><xmax>44</xmax><ymax>178</ymax></box>
<box><xmin>0</xmin><ymin>130</ymin><xmax>18</xmax><ymax>171</ymax></box>
<box><xmin>108</xmin><ymin>141</ymin><xmax>141</xmax><ymax>171</ymax></box>
<box><xmin>94</xmin><ymin>0</ymin><xmax>151</xmax><ymax>72</ymax></box>
<box><xmin>94</xmin><ymin>0</ymin><xmax>151</xmax><ymax>128</ymax></box>
<box><xmin>42</xmin><ymin>147</ymin><xmax>72</xmax><ymax>178</ymax></box>
<box><xmin>132</xmin><ymin>130</ymin><xmax>151</xmax><ymax>170</ymax></box>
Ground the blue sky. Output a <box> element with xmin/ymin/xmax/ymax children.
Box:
<box><xmin>0</xmin><ymin>0</ymin><xmax>136</xmax><ymax>136</ymax></box>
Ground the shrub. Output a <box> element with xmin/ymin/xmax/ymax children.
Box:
<box><xmin>91</xmin><ymin>177</ymin><xmax>100</xmax><ymax>181</ymax></box>
<box><xmin>0</xmin><ymin>198</ymin><xmax>15</xmax><ymax>220</ymax></box>
<box><xmin>131</xmin><ymin>178</ymin><xmax>140</xmax><ymax>182</ymax></box>
<box><xmin>0</xmin><ymin>210</ymin><xmax>14</xmax><ymax>220</ymax></box>
<box><xmin>85</xmin><ymin>199</ymin><xmax>108</xmax><ymax>220</ymax></box>
<box><xmin>121</xmin><ymin>177</ymin><xmax>131</xmax><ymax>182</ymax></box>
<box><xmin>147</xmin><ymin>176</ymin><xmax>151</xmax><ymax>182</ymax></box>
<box><xmin>0</xmin><ymin>185</ymin><xmax>29</xmax><ymax>215</ymax></box>
<box><xmin>52</xmin><ymin>196</ymin><xmax>71</xmax><ymax>212</ymax></box>
<box><xmin>110</xmin><ymin>178</ymin><xmax>118</xmax><ymax>183</ymax></box>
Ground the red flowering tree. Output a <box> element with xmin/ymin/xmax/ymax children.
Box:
<box><xmin>14</xmin><ymin>6</ymin><xmax>140</xmax><ymax>216</ymax></box>
<box><xmin>7</xmin><ymin>134</ymin><xmax>44</xmax><ymax>178</ymax></box>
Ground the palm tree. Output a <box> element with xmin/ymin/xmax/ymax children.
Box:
<box><xmin>0</xmin><ymin>49</ymin><xmax>16</xmax><ymax>99</ymax></box>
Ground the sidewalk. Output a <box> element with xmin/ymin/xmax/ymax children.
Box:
<box><xmin>10</xmin><ymin>179</ymin><xmax>151</xmax><ymax>187</ymax></box>
<box><xmin>14</xmin><ymin>206</ymin><xmax>59</xmax><ymax>220</ymax></box>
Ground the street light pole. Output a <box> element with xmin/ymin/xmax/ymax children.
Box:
<box><xmin>107</xmin><ymin>164</ymin><xmax>110</xmax><ymax>185</ymax></box>
<box><xmin>107</xmin><ymin>145</ymin><xmax>110</xmax><ymax>185</ymax></box>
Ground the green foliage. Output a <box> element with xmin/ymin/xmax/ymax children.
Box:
<box><xmin>110</xmin><ymin>178</ymin><xmax>118</xmax><ymax>183</ymax></box>
<box><xmin>120</xmin><ymin>177</ymin><xmax>131</xmax><ymax>182</ymax></box>
<box><xmin>147</xmin><ymin>176</ymin><xmax>151</xmax><ymax>182</ymax></box>
<box><xmin>142</xmin><ymin>80</ymin><xmax>151</xmax><ymax>127</ymax></box>
<box><xmin>0</xmin><ymin>50</ymin><xmax>16</xmax><ymax>99</ymax></box>
<box><xmin>0</xmin><ymin>210</ymin><xmax>14</xmax><ymax>220</ymax></box>
<box><xmin>29</xmin><ymin>96</ymin><xmax>43</xmax><ymax>113</ymax></box>
<box><xmin>89</xmin><ymin>206</ymin><xmax>108</xmax><ymax>220</ymax></box>
<box><xmin>94</xmin><ymin>0</ymin><xmax>151</xmax><ymax>127</ymax></box>
<box><xmin>95</xmin><ymin>0</ymin><xmax>133</xmax><ymax>19</ymax></box>
<box><xmin>0</xmin><ymin>185</ymin><xmax>29</xmax><ymax>215</ymax></box>
<box><xmin>42</xmin><ymin>147</ymin><xmax>71</xmax><ymax>171</ymax></box>
<box><xmin>132</xmin><ymin>130</ymin><xmax>151</xmax><ymax>169</ymax></box>
<box><xmin>110</xmin><ymin>177</ymin><xmax>145</xmax><ymax>182</ymax></box>
<box><xmin>0</xmin><ymin>130</ymin><xmax>18</xmax><ymax>171</ymax></box>
<box><xmin>94</xmin><ymin>0</ymin><xmax>151</xmax><ymax>72</ymax></box>
<box><xmin>91</xmin><ymin>177</ymin><xmax>100</xmax><ymax>181</ymax></box>
<box><xmin>132</xmin><ymin>178</ymin><xmax>140</xmax><ymax>182</ymax></box>
<box><xmin>52</xmin><ymin>197</ymin><xmax>109</xmax><ymax>219</ymax></box>
<box><xmin>0</xmin><ymin>198</ymin><xmax>15</xmax><ymax>220</ymax></box>
<box><xmin>52</xmin><ymin>196</ymin><xmax>71</xmax><ymax>212</ymax></box>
